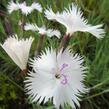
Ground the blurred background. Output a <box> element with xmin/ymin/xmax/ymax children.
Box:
<box><xmin>0</xmin><ymin>0</ymin><xmax>109</xmax><ymax>109</ymax></box>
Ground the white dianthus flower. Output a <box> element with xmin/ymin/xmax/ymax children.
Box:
<box><xmin>24</xmin><ymin>23</ymin><xmax>61</xmax><ymax>38</ymax></box>
<box><xmin>25</xmin><ymin>48</ymin><xmax>87</xmax><ymax>109</ymax></box>
<box><xmin>44</xmin><ymin>3</ymin><xmax>105</xmax><ymax>38</ymax></box>
<box><xmin>7</xmin><ymin>1</ymin><xmax>42</xmax><ymax>15</ymax></box>
<box><xmin>0</xmin><ymin>35</ymin><xmax>34</xmax><ymax>70</ymax></box>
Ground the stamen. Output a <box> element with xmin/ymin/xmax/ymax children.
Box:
<box><xmin>54</xmin><ymin>63</ymin><xmax>69</xmax><ymax>84</ymax></box>
<box><xmin>60</xmin><ymin>63</ymin><xmax>68</xmax><ymax>72</ymax></box>
<box><xmin>61</xmin><ymin>74</ymin><xmax>68</xmax><ymax>85</ymax></box>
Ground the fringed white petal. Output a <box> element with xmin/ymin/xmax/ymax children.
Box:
<box><xmin>81</xmin><ymin>24</ymin><xmax>105</xmax><ymax>38</ymax></box>
<box><xmin>25</xmin><ymin>48</ymin><xmax>87</xmax><ymax>109</ymax></box>
<box><xmin>18</xmin><ymin>2</ymin><xmax>32</xmax><ymax>15</ymax></box>
<box><xmin>46</xmin><ymin>29</ymin><xmax>61</xmax><ymax>38</ymax></box>
<box><xmin>24</xmin><ymin>23</ymin><xmax>39</xmax><ymax>31</ymax></box>
<box><xmin>7</xmin><ymin>1</ymin><xmax>42</xmax><ymax>15</ymax></box>
<box><xmin>24</xmin><ymin>23</ymin><xmax>61</xmax><ymax>38</ymax></box>
<box><xmin>31</xmin><ymin>2</ymin><xmax>42</xmax><ymax>12</ymax></box>
<box><xmin>7</xmin><ymin>0</ymin><xmax>20</xmax><ymax>14</ymax></box>
<box><xmin>44</xmin><ymin>3</ymin><xmax>105</xmax><ymax>38</ymax></box>
<box><xmin>44</xmin><ymin>8</ymin><xmax>58</xmax><ymax>20</ymax></box>
<box><xmin>0</xmin><ymin>34</ymin><xmax>34</xmax><ymax>70</ymax></box>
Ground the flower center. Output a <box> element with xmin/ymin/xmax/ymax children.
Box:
<box><xmin>55</xmin><ymin>63</ymin><xmax>69</xmax><ymax>85</ymax></box>
<box><xmin>55</xmin><ymin>73</ymin><xmax>61</xmax><ymax>79</ymax></box>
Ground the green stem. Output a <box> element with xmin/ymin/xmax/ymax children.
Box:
<box><xmin>2</xmin><ymin>74</ymin><xmax>24</xmax><ymax>91</ymax></box>
<box><xmin>4</xmin><ymin>18</ymin><xmax>13</xmax><ymax>35</ymax></box>
<box><xmin>83</xmin><ymin>89</ymin><xmax>109</xmax><ymax>100</ymax></box>
<box><xmin>39</xmin><ymin>13</ymin><xmax>44</xmax><ymax>24</ymax></box>
<box><xmin>18</xmin><ymin>11</ymin><xmax>25</xmax><ymax>37</ymax></box>
<box><xmin>90</xmin><ymin>82</ymin><xmax>105</xmax><ymax>90</ymax></box>
<box><xmin>58</xmin><ymin>34</ymin><xmax>70</xmax><ymax>51</ymax></box>
<box><xmin>90</xmin><ymin>78</ymin><xmax>109</xmax><ymax>90</ymax></box>
<box><xmin>21</xmin><ymin>69</ymin><xmax>28</xmax><ymax>77</ymax></box>
<box><xmin>35</xmin><ymin>34</ymin><xmax>45</xmax><ymax>56</ymax></box>
<box><xmin>0</xmin><ymin>10</ymin><xmax>7</xmax><ymax>17</ymax></box>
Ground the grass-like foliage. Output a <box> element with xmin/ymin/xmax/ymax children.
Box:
<box><xmin>0</xmin><ymin>0</ymin><xmax>109</xmax><ymax>109</ymax></box>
